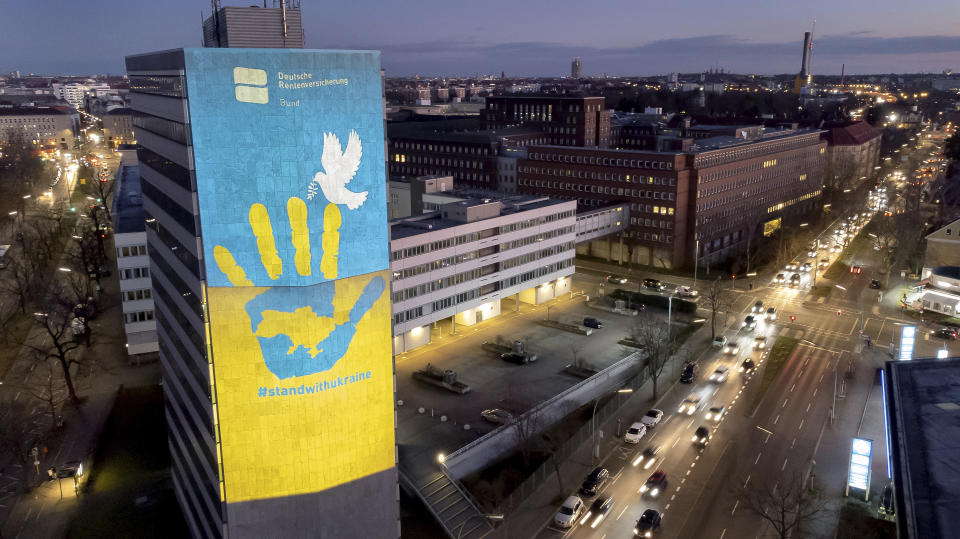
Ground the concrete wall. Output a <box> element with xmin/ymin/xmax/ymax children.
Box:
<box><xmin>442</xmin><ymin>352</ymin><xmax>641</xmax><ymax>479</ymax></box>
<box><xmin>455</xmin><ymin>299</ymin><xmax>501</xmax><ymax>327</ymax></box>
<box><xmin>394</xmin><ymin>324</ymin><xmax>431</xmax><ymax>354</ymax></box>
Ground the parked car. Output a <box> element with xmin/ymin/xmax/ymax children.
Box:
<box><xmin>709</xmin><ymin>366</ymin><xmax>729</xmax><ymax>383</ymax></box>
<box><xmin>678</xmin><ymin>394</ymin><xmax>702</xmax><ymax>415</ymax></box>
<box><xmin>739</xmin><ymin>358</ymin><xmax>756</xmax><ymax>373</ymax></box>
<box><xmin>643</xmin><ymin>278</ymin><xmax>666</xmax><ymax>291</ymax></box>
<box><xmin>500</xmin><ymin>352</ymin><xmax>532</xmax><ymax>364</ymax></box>
<box><xmin>634</xmin><ymin>509</ymin><xmax>662</xmax><ymax>537</ymax></box>
<box><xmin>480</xmin><ymin>409</ymin><xmax>514</xmax><ymax>424</ymax></box>
<box><xmin>579</xmin><ymin>467</ymin><xmax>610</xmax><ymax>496</ymax></box>
<box><xmin>712</xmin><ymin>335</ymin><xmax>727</xmax><ymax>347</ymax></box>
<box><xmin>692</xmin><ymin>426</ymin><xmax>711</xmax><ymax>446</ymax></box>
<box><xmin>639</xmin><ymin>470</ymin><xmax>668</xmax><ymax>498</ymax></box>
<box><xmin>555</xmin><ymin>496</ymin><xmax>585</xmax><ymax>528</ymax></box>
<box><xmin>641</xmin><ymin>409</ymin><xmax>664</xmax><ymax>429</ymax></box>
<box><xmin>705</xmin><ymin>405</ymin><xmax>726</xmax><ymax>422</ymax></box>
<box><xmin>624</xmin><ymin>422</ymin><xmax>648</xmax><ymax>444</ymax></box>
<box><xmin>679</xmin><ymin>363</ymin><xmax>697</xmax><ymax>383</ymax></box>
<box><xmin>583</xmin><ymin>317</ymin><xmax>603</xmax><ymax>329</ymax></box>
<box><xmin>585</xmin><ymin>496</ymin><xmax>615</xmax><ymax>528</ymax></box>
<box><xmin>742</xmin><ymin>315</ymin><xmax>757</xmax><ymax>330</ymax></box>
<box><xmin>675</xmin><ymin>285</ymin><xmax>698</xmax><ymax>297</ymax></box>
<box><xmin>634</xmin><ymin>445</ymin><xmax>660</xmax><ymax>469</ymax></box>
<box><xmin>606</xmin><ymin>274</ymin><xmax>628</xmax><ymax>284</ymax></box>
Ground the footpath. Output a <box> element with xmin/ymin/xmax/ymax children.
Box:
<box><xmin>0</xmin><ymin>248</ymin><xmax>160</xmax><ymax>539</ymax></box>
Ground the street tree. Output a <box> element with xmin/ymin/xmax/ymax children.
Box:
<box><xmin>0</xmin><ymin>397</ymin><xmax>42</xmax><ymax>490</ymax></box>
<box><xmin>732</xmin><ymin>472</ymin><xmax>829</xmax><ymax>539</ymax></box>
<box><xmin>84</xmin><ymin>168</ymin><xmax>115</xmax><ymax>222</ymax></box>
<box><xmin>22</xmin><ymin>354</ymin><xmax>70</xmax><ymax>432</ymax></box>
<box><xmin>704</xmin><ymin>277</ymin><xmax>731</xmax><ymax>340</ymax></box>
<box><xmin>629</xmin><ymin>312</ymin><xmax>679</xmax><ymax>400</ymax></box>
<box><xmin>0</xmin><ymin>253</ymin><xmax>41</xmax><ymax>314</ymax></box>
<box><xmin>24</xmin><ymin>285</ymin><xmax>92</xmax><ymax>405</ymax></box>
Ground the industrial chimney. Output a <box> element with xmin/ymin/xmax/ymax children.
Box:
<box><xmin>800</xmin><ymin>31</ymin><xmax>812</xmax><ymax>77</ymax></box>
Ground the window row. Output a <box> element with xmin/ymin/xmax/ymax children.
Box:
<box><xmin>120</xmin><ymin>266</ymin><xmax>150</xmax><ymax>280</ymax></box>
<box><xmin>118</xmin><ymin>245</ymin><xmax>147</xmax><ymax>257</ymax></box>
<box><xmin>528</xmin><ymin>152</ymin><xmax>673</xmax><ymax>170</ymax></box>
<box><xmin>123</xmin><ymin>288</ymin><xmax>153</xmax><ymax>302</ymax></box>
<box><xmin>125</xmin><ymin>310</ymin><xmax>154</xmax><ymax>323</ymax></box>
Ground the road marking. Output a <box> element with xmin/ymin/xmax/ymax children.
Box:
<box><xmin>617</xmin><ymin>505</ymin><xmax>628</xmax><ymax>520</ymax></box>
<box><xmin>790</xmin><ymin>383</ymin><xmax>796</xmax><ymax>393</ymax></box>
<box><xmin>773</xmin><ymin>481</ymin><xmax>779</xmax><ymax>495</ymax></box>
<box><xmin>731</xmin><ymin>500</ymin><xmax>740</xmax><ymax>515</ymax></box>
<box><xmin>799</xmin><ymin>419</ymin><xmax>805</xmax><ymax>431</ymax></box>
<box><xmin>782</xmin><ymin>398</ymin><xmax>789</xmax><ymax>408</ymax></box>
<box><xmin>721</xmin><ymin>529</ymin><xmax>727</xmax><ymax>539</ymax></box>
<box><xmin>756</xmin><ymin>425</ymin><xmax>773</xmax><ymax>435</ymax></box>
<box><xmin>686</xmin><ymin>470</ymin><xmax>691</xmax><ymax>476</ymax></box>
<box><xmin>813</xmin><ymin>387</ymin><xmax>818</xmax><ymax>397</ymax></box>
<box><xmin>782</xmin><ymin>458</ymin><xmax>789</xmax><ymax>471</ymax></box>
<box><xmin>819</xmin><ymin>373</ymin><xmax>825</xmax><ymax>383</ymax></box>
<box><xmin>773</xmin><ymin>415</ymin><xmax>780</xmax><ymax>425</ymax></box>
<box><xmin>671</xmin><ymin>494</ymin><xmax>676</xmax><ymax>501</ymax></box>
<box><xmin>754</xmin><ymin>452</ymin><xmax>762</xmax><ymax>465</ymax></box>
<box><xmin>791</xmin><ymin>437</ymin><xmax>797</xmax><ymax>448</ymax></box>
<box><xmin>665</xmin><ymin>503</ymin><xmax>671</xmax><ymax>511</ymax></box>
<box><xmin>672</xmin><ymin>437</ymin><xmax>681</xmax><ymax>448</ymax></box>
<box><xmin>680</xmin><ymin>479</ymin><xmax>686</xmax><ymax>485</ymax></box>
<box><xmin>806</xmin><ymin>402</ymin><xmax>812</xmax><ymax>413</ymax></box>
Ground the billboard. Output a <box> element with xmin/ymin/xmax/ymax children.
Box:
<box><xmin>183</xmin><ymin>49</ymin><xmax>394</xmax><ymax>503</ymax></box>
<box><xmin>899</xmin><ymin>325</ymin><xmax>916</xmax><ymax>361</ymax></box>
<box><xmin>183</xmin><ymin>48</ymin><xmax>388</xmax><ymax>288</ymax></box>
<box><xmin>847</xmin><ymin>437</ymin><xmax>873</xmax><ymax>500</ymax></box>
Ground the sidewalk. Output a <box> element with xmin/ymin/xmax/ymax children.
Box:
<box><xmin>490</xmin><ymin>312</ymin><xmax>717</xmax><ymax>538</ymax></box>
<box><xmin>0</xmin><ymin>246</ymin><xmax>161</xmax><ymax>538</ymax></box>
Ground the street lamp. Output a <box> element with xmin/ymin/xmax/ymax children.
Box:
<box><xmin>591</xmin><ymin>388</ymin><xmax>633</xmax><ymax>464</ymax></box>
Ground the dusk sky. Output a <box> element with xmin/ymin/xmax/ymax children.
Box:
<box><xmin>2</xmin><ymin>0</ymin><xmax>959</xmax><ymax>77</ymax></box>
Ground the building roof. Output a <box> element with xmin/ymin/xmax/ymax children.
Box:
<box><xmin>113</xmin><ymin>164</ymin><xmax>144</xmax><ymax>234</ymax></box>
<box><xmin>0</xmin><ymin>105</ymin><xmax>72</xmax><ymax>116</ymax></box>
<box><xmin>822</xmin><ymin>121</ymin><xmax>881</xmax><ymax>146</ymax></box>
<box><xmin>886</xmin><ymin>357</ymin><xmax>960</xmax><ymax>539</ymax></box>
<box><xmin>931</xmin><ymin>266</ymin><xmax>960</xmax><ymax>280</ymax></box>
<box><xmin>926</xmin><ymin>217</ymin><xmax>960</xmax><ymax>241</ymax></box>
<box><xmin>691</xmin><ymin>127</ymin><xmax>822</xmax><ymax>152</ymax></box>
<box><xmin>388</xmin><ymin>119</ymin><xmax>542</xmax><ymax>144</ymax></box>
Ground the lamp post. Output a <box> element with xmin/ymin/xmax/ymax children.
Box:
<box><xmin>592</xmin><ymin>388</ymin><xmax>633</xmax><ymax>464</ymax></box>
<box><xmin>693</xmin><ymin>238</ymin><xmax>700</xmax><ymax>288</ymax></box>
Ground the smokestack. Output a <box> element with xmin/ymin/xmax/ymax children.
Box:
<box><xmin>840</xmin><ymin>63</ymin><xmax>845</xmax><ymax>89</ymax></box>
<box><xmin>800</xmin><ymin>32</ymin><xmax>811</xmax><ymax>77</ymax></box>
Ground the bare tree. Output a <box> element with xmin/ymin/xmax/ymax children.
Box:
<box><xmin>23</xmin><ymin>285</ymin><xmax>92</xmax><ymax>405</ymax></box>
<box><xmin>733</xmin><ymin>473</ymin><xmax>829</xmax><ymax>539</ymax></box>
<box><xmin>0</xmin><ymin>254</ymin><xmax>41</xmax><ymax>314</ymax></box>
<box><xmin>629</xmin><ymin>312</ymin><xmax>679</xmax><ymax>400</ymax></box>
<box><xmin>512</xmin><ymin>408</ymin><xmax>541</xmax><ymax>470</ymax></box>
<box><xmin>21</xmin><ymin>355</ymin><xmax>71</xmax><ymax>432</ymax></box>
<box><xmin>703</xmin><ymin>277</ymin><xmax>731</xmax><ymax>340</ymax></box>
<box><xmin>0</xmin><ymin>397</ymin><xmax>42</xmax><ymax>491</ymax></box>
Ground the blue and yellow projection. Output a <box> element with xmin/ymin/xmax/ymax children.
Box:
<box><xmin>183</xmin><ymin>49</ymin><xmax>393</xmax><ymax>503</ymax></box>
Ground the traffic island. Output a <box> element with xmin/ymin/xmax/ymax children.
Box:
<box><xmin>749</xmin><ymin>336</ymin><xmax>799</xmax><ymax>415</ymax></box>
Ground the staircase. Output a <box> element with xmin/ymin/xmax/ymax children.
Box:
<box><xmin>400</xmin><ymin>468</ymin><xmax>495</xmax><ymax>539</ymax></box>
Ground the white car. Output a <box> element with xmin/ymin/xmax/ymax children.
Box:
<box><xmin>753</xmin><ymin>335</ymin><xmax>768</xmax><ymax>349</ymax></box>
<box><xmin>675</xmin><ymin>286</ymin><xmax>698</xmax><ymax>298</ymax></box>
<box><xmin>765</xmin><ymin>307</ymin><xmax>777</xmax><ymax>321</ymax></box>
<box><xmin>709</xmin><ymin>366</ymin><xmax>729</xmax><ymax>382</ymax></box>
<box><xmin>751</xmin><ymin>301</ymin><xmax>764</xmax><ymax>313</ymax></box>
<box><xmin>712</xmin><ymin>335</ymin><xmax>727</xmax><ymax>347</ymax></box>
<box><xmin>624</xmin><ymin>422</ymin><xmax>648</xmax><ymax>444</ymax></box>
<box><xmin>724</xmin><ymin>340</ymin><xmax>741</xmax><ymax>355</ymax></box>
<box><xmin>555</xmin><ymin>496</ymin><xmax>585</xmax><ymax>528</ymax></box>
<box><xmin>678</xmin><ymin>394</ymin><xmax>702</xmax><ymax>415</ymax></box>
<box><xmin>705</xmin><ymin>405</ymin><xmax>726</xmax><ymax>422</ymax></box>
<box><xmin>641</xmin><ymin>409</ymin><xmax>664</xmax><ymax>429</ymax></box>
<box><xmin>785</xmin><ymin>263</ymin><xmax>798</xmax><ymax>272</ymax></box>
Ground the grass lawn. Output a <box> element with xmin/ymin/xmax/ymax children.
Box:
<box><xmin>811</xmin><ymin>285</ymin><xmax>833</xmax><ymax>299</ymax></box>
<box><xmin>67</xmin><ymin>385</ymin><xmax>187</xmax><ymax>539</ymax></box>
<box><xmin>836</xmin><ymin>499</ymin><xmax>896</xmax><ymax>539</ymax></box>
<box><xmin>749</xmin><ymin>336</ymin><xmax>799</xmax><ymax>415</ymax></box>
<box><xmin>823</xmin><ymin>260</ymin><xmax>850</xmax><ymax>281</ymax></box>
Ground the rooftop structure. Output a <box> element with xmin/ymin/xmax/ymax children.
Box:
<box><xmin>202</xmin><ymin>1</ymin><xmax>304</xmax><ymax>48</ymax></box>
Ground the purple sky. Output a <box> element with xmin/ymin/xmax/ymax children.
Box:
<box><xmin>2</xmin><ymin>0</ymin><xmax>958</xmax><ymax>77</ymax></box>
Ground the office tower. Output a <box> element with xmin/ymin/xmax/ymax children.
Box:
<box><xmin>126</xmin><ymin>48</ymin><xmax>397</xmax><ymax>538</ymax></box>
<box><xmin>202</xmin><ymin>0</ymin><xmax>304</xmax><ymax>49</ymax></box>
<box><xmin>571</xmin><ymin>57</ymin><xmax>582</xmax><ymax>79</ymax></box>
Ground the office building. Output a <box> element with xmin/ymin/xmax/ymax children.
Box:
<box><xmin>112</xmin><ymin>158</ymin><xmax>158</xmax><ymax>362</ymax></box>
<box><xmin>202</xmin><ymin>1</ymin><xmax>304</xmax><ymax>49</ymax></box>
<box><xmin>103</xmin><ymin>108</ymin><xmax>136</xmax><ymax>148</ymax></box>
<box><xmin>52</xmin><ymin>82</ymin><xmax>111</xmax><ymax>110</ymax></box>
<box><xmin>884</xmin><ymin>357</ymin><xmax>960</xmax><ymax>539</ymax></box>
<box><xmin>516</xmin><ymin>126</ymin><xmax>825</xmax><ymax>268</ymax></box>
<box><xmin>126</xmin><ymin>48</ymin><xmax>397</xmax><ymax>538</ymax></box>
<box><xmin>390</xmin><ymin>194</ymin><xmax>576</xmax><ymax>353</ymax></box>
<box><xmin>0</xmin><ymin>105</ymin><xmax>75</xmax><ymax>148</ymax></box>
<box><xmin>483</xmin><ymin>95</ymin><xmax>611</xmax><ymax>148</ymax></box>
<box><xmin>571</xmin><ymin>57</ymin><xmax>582</xmax><ymax>79</ymax></box>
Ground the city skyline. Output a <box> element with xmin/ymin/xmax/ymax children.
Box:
<box><xmin>1</xmin><ymin>0</ymin><xmax>959</xmax><ymax>77</ymax></box>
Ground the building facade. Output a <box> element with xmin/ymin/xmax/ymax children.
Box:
<box><xmin>103</xmin><ymin>108</ymin><xmax>135</xmax><ymax>148</ymax></box>
<box><xmin>483</xmin><ymin>95</ymin><xmax>611</xmax><ymax>148</ymax></box>
<box><xmin>821</xmin><ymin>121</ymin><xmax>881</xmax><ymax>189</ymax></box>
<box><xmin>112</xmin><ymin>161</ymin><xmax>158</xmax><ymax>360</ymax></box>
<box><xmin>202</xmin><ymin>3</ymin><xmax>304</xmax><ymax>49</ymax></box>
<box><xmin>0</xmin><ymin>105</ymin><xmax>75</xmax><ymax>148</ymax></box>
<box><xmin>52</xmin><ymin>82</ymin><xmax>111</xmax><ymax>109</ymax></box>
<box><xmin>127</xmin><ymin>48</ymin><xmax>398</xmax><ymax>538</ymax></box>
<box><xmin>390</xmin><ymin>196</ymin><xmax>576</xmax><ymax>353</ymax></box>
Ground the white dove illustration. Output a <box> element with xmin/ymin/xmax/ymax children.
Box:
<box><xmin>305</xmin><ymin>130</ymin><xmax>367</xmax><ymax>210</ymax></box>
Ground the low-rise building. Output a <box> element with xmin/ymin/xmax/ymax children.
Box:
<box><xmin>390</xmin><ymin>195</ymin><xmax>576</xmax><ymax>353</ymax></box>
<box><xmin>112</xmin><ymin>160</ymin><xmax>158</xmax><ymax>362</ymax></box>
<box><xmin>102</xmin><ymin>108</ymin><xmax>135</xmax><ymax>148</ymax></box>
<box><xmin>0</xmin><ymin>104</ymin><xmax>75</xmax><ymax>148</ymax></box>
<box><xmin>821</xmin><ymin>121</ymin><xmax>881</xmax><ymax>190</ymax></box>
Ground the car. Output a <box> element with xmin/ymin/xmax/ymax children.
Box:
<box><xmin>500</xmin><ymin>352</ymin><xmax>533</xmax><ymax>364</ymax></box>
<box><xmin>709</xmin><ymin>366</ymin><xmax>729</xmax><ymax>383</ymax></box>
<box><xmin>579</xmin><ymin>467</ymin><xmax>609</xmax><ymax>496</ymax></box>
<box><xmin>641</xmin><ymin>409</ymin><xmax>664</xmax><ymax>428</ymax></box>
<box><xmin>606</xmin><ymin>274</ymin><xmax>628</xmax><ymax>284</ymax></box>
<box><xmin>633</xmin><ymin>445</ymin><xmax>661</xmax><ymax>469</ymax></box>
<box><xmin>555</xmin><ymin>496</ymin><xmax>585</xmax><ymax>528</ymax></box>
<box><xmin>583</xmin><ymin>317</ymin><xmax>603</xmax><ymax>329</ymax></box>
<box><xmin>639</xmin><ymin>470</ymin><xmax>668</xmax><ymax>498</ymax></box>
<box><xmin>850</xmin><ymin>265</ymin><xmax>863</xmax><ymax>274</ymax></box>
<box><xmin>870</xmin><ymin>279</ymin><xmax>882</xmax><ymax>289</ymax></box>
<box><xmin>634</xmin><ymin>509</ymin><xmax>662</xmax><ymax>537</ymax></box>
<box><xmin>785</xmin><ymin>263</ymin><xmax>798</xmax><ymax>272</ymax></box>
<box><xmin>624</xmin><ymin>422</ymin><xmax>648</xmax><ymax>444</ymax></box>
<box><xmin>830</xmin><ymin>245</ymin><xmax>842</xmax><ymax>254</ymax></box>
<box><xmin>724</xmin><ymin>339</ymin><xmax>741</xmax><ymax>355</ymax></box>
<box><xmin>789</xmin><ymin>273</ymin><xmax>801</xmax><ymax>287</ymax></box>
<box><xmin>933</xmin><ymin>327</ymin><xmax>958</xmax><ymax>340</ymax></box>
<box><xmin>643</xmin><ymin>278</ymin><xmax>666</xmax><ymax>291</ymax></box>
<box><xmin>751</xmin><ymin>301</ymin><xmax>764</xmax><ymax>313</ymax></box>
<box><xmin>480</xmin><ymin>409</ymin><xmax>514</xmax><ymax>424</ymax></box>
<box><xmin>712</xmin><ymin>335</ymin><xmax>727</xmax><ymax>347</ymax></box>
<box><xmin>739</xmin><ymin>358</ymin><xmax>756</xmax><ymax>373</ymax></box>
<box><xmin>675</xmin><ymin>285</ymin><xmax>698</xmax><ymax>298</ymax></box>
<box><xmin>585</xmin><ymin>496</ymin><xmax>615</xmax><ymax>528</ymax></box>
<box><xmin>679</xmin><ymin>363</ymin><xmax>697</xmax><ymax>383</ymax></box>
<box><xmin>800</xmin><ymin>262</ymin><xmax>813</xmax><ymax>272</ymax></box>
<box><xmin>753</xmin><ymin>335</ymin><xmax>767</xmax><ymax>349</ymax></box>
<box><xmin>692</xmin><ymin>426</ymin><xmax>710</xmax><ymax>445</ymax></box>
<box><xmin>766</xmin><ymin>307</ymin><xmax>777</xmax><ymax>320</ymax></box>
<box><xmin>774</xmin><ymin>273</ymin><xmax>786</xmax><ymax>284</ymax></box>
<box><xmin>819</xmin><ymin>258</ymin><xmax>830</xmax><ymax>268</ymax></box>
<box><xmin>678</xmin><ymin>394</ymin><xmax>702</xmax><ymax>415</ymax></box>
<box><xmin>705</xmin><ymin>405</ymin><xmax>726</xmax><ymax>422</ymax></box>
<box><xmin>742</xmin><ymin>315</ymin><xmax>757</xmax><ymax>330</ymax></box>
<box><xmin>807</xmin><ymin>250</ymin><xmax>818</xmax><ymax>259</ymax></box>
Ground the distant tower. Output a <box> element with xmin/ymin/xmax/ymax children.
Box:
<box><xmin>793</xmin><ymin>31</ymin><xmax>813</xmax><ymax>93</ymax></box>
<box><xmin>571</xmin><ymin>57</ymin><xmax>582</xmax><ymax>79</ymax></box>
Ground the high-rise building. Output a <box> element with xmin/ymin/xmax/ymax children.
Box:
<box><xmin>126</xmin><ymin>48</ymin><xmax>397</xmax><ymax>538</ymax></box>
<box><xmin>202</xmin><ymin>1</ymin><xmax>304</xmax><ymax>49</ymax></box>
<box><xmin>571</xmin><ymin>57</ymin><xmax>582</xmax><ymax>79</ymax></box>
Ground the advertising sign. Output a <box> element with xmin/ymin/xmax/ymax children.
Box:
<box><xmin>847</xmin><ymin>437</ymin><xmax>873</xmax><ymax>500</ymax></box>
<box><xmin>899</xmin><ymin>325</ymin><xmax>916</xmax><ymax>361</ymax></box>
<box><xmin>183</xmin><ymin>49</ymin><xmax>393</xmax><ymax>503</ymax></box>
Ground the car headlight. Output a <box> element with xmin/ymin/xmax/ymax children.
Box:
<box><xmin>738</xmin><ymin>366</ymin><xmax>744</xmax><ymax>372</ymax></box>
<box><xmin>634</xmin><ymin>528</ymin><xmax>640</xmax><ymax>535</ymax></box>
<box><xmin>651</xmin><ymin>488</ymin><xmax>659</xmax><ymax>496</ymax></box>
<box><xmin>645</xmin><ymin>459</ymin><xmax>654</xmax><ymax>469</ymax></box>
<box><xmin>645</xmin><ymin>532</ymin><xmax>652</xmax><ymax>538</ymax></box>
<box><xmin>640</xmin><ymin>485</ymin><xmax>648</xmax><ymax>492</ymax></box>
<box><xmin>705</xmin><ymin>413</ymin><xmax>712</xmax><ymax>419</ymax></box>
<box><xmin>692</xmin><ymin>435</ymin><xmax>698</xmax><ymax>442</ymax></box>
